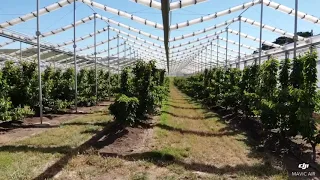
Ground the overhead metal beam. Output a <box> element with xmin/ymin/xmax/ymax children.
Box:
<box><xmin>161</xmin><ymin>0</ymin><xmax>170</xmax><ymax>73</ymax></box>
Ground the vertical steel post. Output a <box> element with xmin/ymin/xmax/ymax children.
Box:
<box><xmin>20</xmin><ymin>42</ymin><xmax>22</xmax><ymax>61</ymax></box>
<box><xmin>134</xmin><ymin>51</ymin><xmax>136</xmax><ymax>60</ymax></box>
<box><xmin>73</xmin><ymin>0</ymin><xmax>78</xmax><ymax>112</ymax></box>
<box><xmin>294</xmin><ymin>0</ymin><xmax>298</xmax><ymax>59</ymax></box>
<box><xmin>210</xmin><ymin>41</ymin><xmax>213</xmax><ymax>69</ymax></box>
<box><xmin>205</xmin><ymin>47</ymin><xmax>208</xmax><ymax>69</ymax></box>
<box><xmin>285</xmin><ymin>51</ymin><xmax>289</xmax><ymax>60</ymax></box>
<box><xmin>225</xmin><ymin>27</ymin><xmax>229</xmax><ymax>68</ymax></box>
<box><xmin>238</xmin><ymin>16</ymin><xmax>241</xmax><ymax>69</ymax></box>
<box><xmin>107</xmin><ymin>25</ymin><xmax>110</xmax><ymax>101</ymax></box>
<box><xmin>36</xmin><ymin>0</ymin><xmax>43</xmax><ymax>124</ymax></box>
<box><xmin>130</xmin><ymin>46</ymin><xmax>132</xmax><ymax>61</ymax></box>
<box><xmin>94</xmin><ymin>13</ymin><xmax>97</xmax><ymax>105</ymax></box>
<box><xmin>200</xmin><ymin>51</ymin><xmax>202</xmax><ymax>71</ymax></box>
<box><xmin>258</xmin><ymin>0</ymin><xmax>264</xmax><ymax>65</ymax></box>
<box><xmin>117</xmin><ymin>34</ymin><xmax>120</xmax><ymax>75</ymax></box>
<box><xmin>197</xmin><ymin>55</ymin><xmax>199</xmax><ymax>73</ymax></box>
<box><xmin>124</xmin><ymin>41</ymin><xmax>126</xmax><ymax>67</ymax></box>
<box><xmin>217</xmin><ymin>36</ymin><xmax>219</xmax><ymax>67</ymax></box>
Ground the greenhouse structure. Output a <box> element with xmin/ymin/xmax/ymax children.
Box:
<box><xmin>1</xmin><ymin>0</ymin><xmax>320</xmax><ymax>179</ymax></box>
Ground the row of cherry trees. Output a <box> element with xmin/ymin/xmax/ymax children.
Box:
<box><xmin>0</xmin><ymin>60</ymin><xmax>118</xmax><ymax>122</ymax></box>
<box><xmin>174</xmin><ymin>51</ymin><xmax>319</xmax><ymax>161</ymax></box>
<box><xmin>109</xmin><ymin>60</ymin><xmax>169</xmax><ymax>126</ymax></box>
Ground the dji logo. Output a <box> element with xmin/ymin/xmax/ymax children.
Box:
<box><xmin>292</xmin><ymin>163</ymin><xmax>315</xmax><ymax>177</ymax></box>
<box><xmin>298</xmin><ymin>163</ymin><xmax>309</xmax><ymax>170</ymax></box>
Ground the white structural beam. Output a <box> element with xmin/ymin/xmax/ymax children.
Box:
<box><xmin>263</xmin><ymin>0</ymin><xmax>320</xmax><ymax>25</ymax></box>
<box><xmin>5</xmin><ymin>14</ymin><xmax>95</xmax><ymax>50</ymax></box>
<box><xmin>0</xmin><ymin>40</ymin><xmax>16</xmax><ymax>48</ymax></box>
<box><xmin>240</xmin><ymin>17</ymin><xmax>305</xmax><ymax>41</ymax></box>
<box><xmin>119</xmin><ymin>36</ymin><xmax>165</xmax><ymax>54</ymax></box>
<box><xmin>129</xmin><ymin>0</ymin><xmax>162</xmax><ymax>10</ymax></box>
<box><xmin>227</xmin><ymin>29</ymin><xmax>282</xmax><ymax>48</ymax></box>
<box><xmin>76</xmin><ymin>36</ymin><xmax>117</xmax><ymax>52</ymax></box>
<box><xmin>219</xmin><ymin>37</ymin><xmax>257</xmax><ymax>51</ymax></box>
<box><xmin>78</xmin><ymin>0</ymin><xmax>163</xmax><ymax>29</ymax></box>
<box><xmin>170</xmin><ymin>0</ymin><xmax>207</xmax><ymax>11</ymax></box>
<box><xmin>170</xmin><ymin>40</ymin><xmax>247</xmax><ymax>56</ymax></box>
<box><xmin>170</xmin><ymin>29</ymin><xmax>226</xmax><ymax>49</ymax></box>
<box><xmin>96</xmin><ymin>14</ymin><xmax>163</xmax><ymax>41</ymax></box>
<box><xmin>231</xmin><ymin>35</ymin><xmax>320</xmax><ymax>64</ymax></box>
<box><xmin>15</xmin><ymin>23</ymin><xmax>162</xmax><ymax>58</ymax></box>
<box><xmin>0</xmin><ymin>29</ymin><xmax>111</xmax><ymax>69</ymax></box>
<box><xmin>0</xmin><ymin>0</ymin><xmax>74</xmax><ymax>28</ymax></box>
<box><xmin>130</xmin><ymin>0</ymin><xmax>207</xmax><ymax>11</ymax></box>
<box><xmin>170</xmin><ymin>18</ymin><xmax>239</xmax><ymax>41</ymax></box>
<box><xmin>109</xmin><ymin>27</ymin><xmax>164</xmax><ymax>48</ymax></box>
<box><xmin>170</xmin><ymin>0</ymin><xmax>261</xmax><ymax>30</ymax></box>
<box><xmin>56</xmin><ymin>43</ymin><xmax>126</xmax><ymax>63</ymax></box>
<box><xmin>171</xmin><ymin>48</ymin><xmax>236</xmax><ymax>60</ymax></box>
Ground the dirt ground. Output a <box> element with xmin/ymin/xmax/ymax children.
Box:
<box><xmin>2</xmin><ymin>85</ymin><xmax>320</xmax><ymax>179</ymax></box>
<box><xmin>0</xmin><ymin>101</ymin><xmax>112</xmax><ymax>145</ymax></box>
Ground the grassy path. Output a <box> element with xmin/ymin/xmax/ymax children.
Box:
<box><xmin>64</xmin><ymin>83</ymin><xmax>288</xmax><ymax>180</ymax></box>
<box><xmin>0</xmin><ymin>83</ymin><xmax>289</xmax><ymax>179</ymax></box>
<box><xmin>0</xmin><ymin>112</ymin><xmax>112</xmax><ymax>180</ymax></box>
<box><xmin>146</xmin><ymin>83</ymin><xmax>287</xmax><ymax>179</ymax></box>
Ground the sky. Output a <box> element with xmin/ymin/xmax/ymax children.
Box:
<box><xmin>0</xmin><ymin>0</ymin><xmax>319</xmax><ymax>71</ymax></box>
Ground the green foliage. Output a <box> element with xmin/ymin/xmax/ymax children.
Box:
<box><xmin>298</xmin><ymin>51</ymin><xmax>319</xmax><ymax>160</ymax></box>
<box><xmin>0</xmin><ymin>98</ymin><xmax>12</xmax><ymax>121</ymax></box>
<box><xmin>109</xmin><ymin>94</ymin><xmax>139</xmax><ymax>126</ymax></box>
<box><xmin>174</xmin><ymin>51</ymin><xmax>320</xmax><ymax>161</ymax></box>
<box><xmin>78</xmin><ymin>68</ymin><xmax>96</xmax><ymax>106</ymax></box>
<box><xmin>109</xmin><ymin>60</ymin><xmax>168</xmax><ymax>126</ymax></box>
<box><xmin>119</xmin><ymin>67</ymin><xmax>133</xmax><ymax>96</ymax></box>
<box><xmin>259</xmin><ymin>59</ymin><xmax>279</xmax><ymax>130</ymax></box>
<box><xmin>0</xmin><ymin>61</ymin><xmax>114</xmax><ymax>122</ymax></box>
<box><xmin>277</xmin><ymin>58</ymin><xmax>294</xmax><ymax>137</ymax></box>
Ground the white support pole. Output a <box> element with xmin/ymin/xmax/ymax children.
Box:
<box><xmin>201</xmin><ymin>51</ymin><xmax>203</xmax><ymax>71</ymax></box>
<box><xmin>117</xmin><ymin>34</ymin><xmax>120</xmax><ymax>75</ymax></box>
<box><xmin>73</xmin><ymin>0</ymin><xmax>78</xmax><ymax>112</ymax></box>
<box><xmin>238</xmin><ymin>16</ymin><xmax>241</xmax><ymax>69</ymax></box>
<box><xmin>294</xmin><ymin>0</ymin><xmax>298</xmax><ymax>59</ymax></box>
<box><xmin>226</xmin><ymin>27</ymin><xmax>229</xmax><ymax>68</ymax></box>
<box><xmin>259</xmin><ymin>0</ymin><xmax>264</xmax><ymax>65</ymax></box>
<box><xmin>130</xmin><ymin>46</ymin><xmax>132</xmax><ymax>61</ymax></box>
<box><xmin>205</xmin><ymin>46</ymin><xmax>208</xmax><ymax>69</ymax></box>
<box><xmin>217</xmin><ymin>36</ymin><xmax>219</xmax><ymax>67</ymax></box>
<box><xmin>107</xmin><ymin>25</ymin><xmax>111</xmax><ymax>101</ymax></box>
<box><xmin>36</xmin><ymin>0</ymin><xmax>43</xmax><ymax>124</ymax></box>
<box><xmin>285</xmin><ymin>51</ymin><xmax>289</xmax><ymax>59</ymax></box>
<box><xmin>124</xmin><ymin>41</ymin><xmax>127</xmax><ymax>62</ymax></box>
<box><xmin>20</xmin><ymin>42</ymin><xmax>22</xmax><ymax>61</ymax></box>
<box><xmin>210</xmin><ymin>41</ymin><xmax>213</xmax><ymax>69</ymax></box>
<box><xmin>94</xmin><ymin>13</ymin><xmax>98</xmax><ymax>105</ymax></box>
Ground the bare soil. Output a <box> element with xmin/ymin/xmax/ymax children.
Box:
<box><xmin>97</xmin><ymin>118</ymin><xmax>157</xmax><ymax>157</ymax></box>
<box><xmin>0</xmin><ymin>101</ymin><xmax>112</xmax><ymax>145</ymax></box>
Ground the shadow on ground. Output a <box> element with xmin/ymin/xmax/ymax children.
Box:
<box><xmin>161</xmin><ymin>110</ymin><xmax>217</xmax><ymax>120</ymax></box>
<box><xmin>155</xmin><ymin>123</ymin><xmax>240</xmax><ymax>137</ymax></box>
<box><xmin>100</xmin><ymin>151</ymin><xmax>284</xmax><ymax>178</ymax></box>
<box><xmin>30</xmin><ymin>121</ymin><xmax>120</xmax><ymax>180</ymax></box>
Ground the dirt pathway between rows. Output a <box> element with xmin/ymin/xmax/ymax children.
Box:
<box><xmin>161</xmin><ymin>85</ymin><xmax>318</xmax><ymax>179</ymax></box>
<box><xmin>93</xmin><ymin>84</ymin><xmax>290</xmax><ymax>179</ymax></box>
<box><xmin>0</xmin><ymin>101</ymin><xmax>112</xmax><ymax>145</ymax></box>
<box><xmin>54</xmin><ymin>84</ymin><xmax>318</xmax><ymax>179</ymax></box>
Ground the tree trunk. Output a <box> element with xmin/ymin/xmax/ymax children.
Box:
<box><xmin>312</xmin><ymin>143</ymin><xmax>316</xmax><ymax>162</ymax></box>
